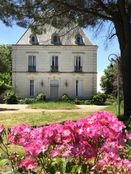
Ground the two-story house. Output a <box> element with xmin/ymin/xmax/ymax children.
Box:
<box><xmin>12</xmin><ymin>24</ymin><xmax>97</xmax><ymax>100</ymax></box>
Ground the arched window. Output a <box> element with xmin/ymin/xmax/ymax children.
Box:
<box><xmin>52</xmin><ymin>34</ymin><xmax>60</xmax><ymax>45</ymax></box>
<box><xmin>29</xmin><ymin>34</ymin><xmax>38</xmax><ymax>44</ymax></box>
<box><xmin>75</xmin><ymin>34</ymin><xmax>83</xmax><ymax>45</ymax></box>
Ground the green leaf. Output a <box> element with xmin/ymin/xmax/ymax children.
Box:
<box><xmin>0</xmin><ymin>158</ymin><xmax>9</xmax><ymax>166</ymax></box>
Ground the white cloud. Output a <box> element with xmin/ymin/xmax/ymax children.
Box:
<box><xmin>97</xmin><ymin>72</ymin><xmax>104</xmax><ymax>92</ymax></box>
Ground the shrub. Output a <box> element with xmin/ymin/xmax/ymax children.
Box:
<box><xmin>74</xmin><ymin>97</ymin><xmax>81</xmax><ymax>104</ymax></box>
<box><xmin>36</xmin><ymin>92</ymin><xmax>46</xmax><ymax>101</ymax></box>
<box><xmin>91</xmin><ymin>92</ymin><xmax>107</xmax><ymax>105</ymax></box>
<box><xmin>19</xmin><ymin>98</ymin><xmax>36</xmax><ymax>104</ymax></box>
<box><xmin>106</xmin><ymin>94</ymin><xmax>116</xmax><ymax>104</ymax></box>
<box><xmin>0</xmin><ymin>112</ymin><xmax>130</xmax><ymax>174</ymax></box>
<box><xmin>84</xmin><ymin>100</ymin><xmax>91</xmax><ymax>105</ymax></box>
<box><xmin>0</xmin><ymin>81</ymin><xmax>7</xmax><ymax>94</ymax></box>
<box><xmin>4</xmin><ymin>91</ymin><xmax>18</xmax><ymax>104</ymax></box>
<box><xmin>60</xmin><ymin>94</ymin><xmax>69</xmax><ymax>102</ymax></box>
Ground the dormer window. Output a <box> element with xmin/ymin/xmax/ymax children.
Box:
<box><xmin>75</xmin><ymin>34</ymin><xmax>84</xmax><ymax>45</ymax></box>
<box><xmin>52</xmin><ymin>34</ymin><xmax>61</xmax><ymax>45</ymax></box>
<box><xmin>30</xmin><ymin>34</ymin><xmax>38</xmax><ymax>45</ymax></box>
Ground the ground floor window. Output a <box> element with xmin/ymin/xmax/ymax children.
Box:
<box><xmin>76</xmin><ymin>80</ymin><xmax>83</xmax><ymax>97</ymax></box>
<box><xmin>76</xmin><ymin>80</ymin><xmax>78</xmax><ymax>97</ymax></box>
<box><xmin>30</xmin><ymin>80</ymin><xmax>34</xmax><ymax>96</ymax></box>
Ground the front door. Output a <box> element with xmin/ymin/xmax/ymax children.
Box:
<box><xmin>78</xmin><ymin>80</ymin><xmax>83</xmax><ymax>97</ymax></box>
<box><xmin>50</xmin><ymin>80</ymin><xmax>59</xmax><ymax>100</ymax></box>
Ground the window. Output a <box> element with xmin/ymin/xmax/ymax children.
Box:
<box><xmin>30</xmin><ymin>34</ymin><xmax>38</xmax><ymax>44</ymax></box>
<box><xmin>30</xmin><ymin>80</ymin><xmax>34</xmax><ymax>96</ymax></box>
<box><xmin>28</xmin><ymin>56</ymin><xmax>36</xmax><ymax>72</ymax></box>
<box><xmin>76</xmin><ymin>80</ymin><xmax>78</xmax><ymax>97</ymax></box>
<box><xmin>75</xmin><ymin>34</ymin><xmax>83</xmax><ymax>45</ymax></box>
<box><xmin>31</xmin><ymin>36</ymin><xmax>35</xmax><ymax>42</ymax></box>
<box><xmin>75</xmin><ymin>56</ymin><xmax>82</xmax><ymax>72</ymax></box>
<box><xmin>51</xmin><ymin>56</ymin><xmax>58</xmax><ymax>72</ymax></box>
<box><xmin>76</xmin><ymin>80</ymin><xmax>83</xmax><ymax>97</ymax></box>
<box><xmin>52</xmin><ymin>34</ymin><xmax>60</xmax><ymax>45</ymax></box>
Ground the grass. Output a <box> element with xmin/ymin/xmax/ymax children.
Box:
<box><xmin>0</xmin><ymin>110</ymin><xmax>93</xmax><ymax>173</ymax></box>
<box><xmin>0</xmin><ymin>103</ymin><xmax>129</xmax><ymax>173</ymax></box>
<box><xmin>29</xmin><ymin>101</ymin><xmax>77</xmax><ymax>109</ymax></box>
<box><xmin>103</xmin><ymin>101</ymin><xmax>124</xmax><ymax>116</ymax></box>
<box><xmin>0</xmin><ymin>111</ymin><xmax>91</xmax><ymax>128</ymax></box>
<box><xmin>0</xmin><ymin>102</ymin><xmax>124</xmax><ymax>128</ymax></box>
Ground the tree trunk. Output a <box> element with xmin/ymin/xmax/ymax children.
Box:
<box><xmin>121</xmin><ymin>37</ymin><xmax>131</xmax><ymax>118</ymax></box>
<box><xmin>113</xmin><ymin>0</ymin><xmax>131</xmax><ymax>119</ymax></box>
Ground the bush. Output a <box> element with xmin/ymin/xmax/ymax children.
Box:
<box><xmin>19</xmin><ymin>98</ymin><xmax>36</xmax><ymax>104</ymax></box>
<box><xmin>36</xmin><ymin>92</ymin><xmax>46</xmax><ymax>101</ymax></box>
<box><xmin>91</xmin><ymin>92</ymin><xmax>107</xmax><ymax>105</ymax></box>
<box><xmin>4</xmin><ymin>91</ymin><xmax>18</xmax><ymax>104</ymax></box>
<box><xmin>84</xmin><ymin>100</ymin><xmax>91</xmax><ymax>105</ymax></box>
<box><xmin>105</xmin><ymin>94</ymin><xmax>116</xmax><ymax>104</ymax></box>
<box><xmin>60</xmin><ymin>94</ymin><xmax>69</xmax><ymax>102</ymax></box>
<box><xmin>74</xmin><ymin>97</ymin><xmax>81</xmax><ymax>104</ymax></box>
<box><xmin>0</xmin><ymin>112</ymin><xmax>130</xmax><ymax>174</ymax></box>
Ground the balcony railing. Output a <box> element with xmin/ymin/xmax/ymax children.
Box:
<box><xmin>74</xmin><ymin>66</ymin><xmax>82</xmax><ymax>72</ymax></box>
<box><xmin>51</xmin><ymin>65</ymin><xmax>58</xmax><ymax>72</ymax></box>
<box><xmin>28</xmin><ymin>66</ymin><xmax>36</xmax><ymax>72</ymax></box>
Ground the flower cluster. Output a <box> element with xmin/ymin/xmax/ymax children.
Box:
<box><xmin>3</xmin><ymin>112</ymin><xmax>131</xmax><ymax>173</ymax></box>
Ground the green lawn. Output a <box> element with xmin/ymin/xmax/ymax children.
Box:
<box><xmin>0</xmin><ymin>111</ymin><xmax>91</xmax><ymax>128</ymax></box>
<box><xmin>0</xmin><ymin>103</ymin><xmax>128</xmax><ymax>173</ymax></box>
<box><xmin>29</xmin><ymin>101</ymin><xmax>77</xmax><ymax>109</ymax></box>
<box><xmin>0</xmin><ymin>102</ymin><xmax>125</xmax><ymax>128</ymax></box>
<box><xmin>102</xmin><ymin>102</ymin><xmax>124</xmax><ymax>116</ymax></box>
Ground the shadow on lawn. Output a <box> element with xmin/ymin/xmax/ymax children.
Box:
<box><xmin>0</xmin><ymin>108</ymin><xmax>18</xmax><ymax>112</ymax></box>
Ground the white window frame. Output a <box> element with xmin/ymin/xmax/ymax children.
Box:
<box><xmin>74</xmin><ymin>56</ymin><xmax>82</xmax><ymax>66</ymax></box>
<box><xmin>28</xmin><ymin>55</ymin><xmax>36</xmax><ymax>67</ymax></box>
<box><xmin>30</xmin><ymin>80</ymin><xmax>35</xmax><ymax>97</ymax></box>
<box><xmin>51</xmin><ymin>55</ymin><xmax>58</xmax><ymax>71</ymax></box>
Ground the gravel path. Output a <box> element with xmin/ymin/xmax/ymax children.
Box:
<box><xmin>0</xmin><ymin>104</ymin><xmax>108</xmax><ymax>114</ymax></box>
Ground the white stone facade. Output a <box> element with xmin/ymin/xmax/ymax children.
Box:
<box><xmin>12</xmin><ymin>25</ymin><xmax>97</xmax><ymax>100</ymax></box>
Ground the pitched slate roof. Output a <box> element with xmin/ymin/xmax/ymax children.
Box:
<box><xmin>17</xmin><ymin>24</ymin><xmax>93</xmax><ymax>45</ymax></box>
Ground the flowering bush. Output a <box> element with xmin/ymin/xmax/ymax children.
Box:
<box><xmin>0</xmin><ymin>112</ymin><xmax>131</xmax><ymax>174</ymax></box>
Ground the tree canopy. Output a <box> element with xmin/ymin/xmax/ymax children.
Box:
<box><xmin>0</xmin><ymin>45</ymin><xmax>12</xmax><ymax>73</ymax></box>
<box><xmin>0</xmin><ymin>45</ymin><xmax>12</xmax><ymax>98</ymax></box>
<box><xmin>100</xmin><ymin>63</ymin><xmax>123</xmax><ymax>97</ymax></box>
<box><xmin>0</xmin><ymin>0</ymin><xmax>131</xmax><ymax>118</ymax></box>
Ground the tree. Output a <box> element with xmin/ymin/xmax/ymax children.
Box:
<box><xmin>0</xmin><ymin>45</ymin><xmax>12</xmax><ymax>97</ymax></box>
<box><xmin>0</xmin><ymin>0</ymin><xmax>131</xmax><ymax>118</ymax></box>
<box><xmin>0</xmin><ymin>45</ymin><xmax>12</xmax><ymax>73</ymax></box>
<box><xmin>101</xmin><ymin>65</ymin><xmax>116</xmax><ymax>95</ymax></box>
<box><xmin>101</xmin><ymin>64</ymin><xmax>123</xmax><ymax>97</ymax></box>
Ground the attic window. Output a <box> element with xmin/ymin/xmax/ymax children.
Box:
<box><xmin>75</xmin><ymin>34</ymin><xmax>83</xmax><ymax>45</ymax></box>
<box><xmin>52</xmin><ymin>34</ymin><xmax>61</xmax><ymax>45</ymax></box>
<box><xmin>30</xmin><ymin>34</ymin><xmax>38</xmax><ymax>45</ymax></box>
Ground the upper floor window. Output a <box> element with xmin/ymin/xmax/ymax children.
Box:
<box><xmin>52</xmin><ymin>34</ymin><xmax>61</xmax><ymax>45</ymax></box>
<box><xmin>75</xmin><ymin>34</ymin><xmax>84</xmax><ymax>45</ymax></box>
<box><xmin>74</xmin><ymin>56</ymin><xmax>82</xmax><ymax>72</ymax></box>
<box><xmin>29</xmin><ymin>34</ymin><xmax>38</xmax><ymax>45</ymax></box>
<box><xmin>28</xmin><ymin>55</ymin><xmax>36</xmax><ymax>72</ymax></box>
<box><xmin>51</xmin><ymin>56</ymin><xmax>58</xmax><ymax>72</ymax></box>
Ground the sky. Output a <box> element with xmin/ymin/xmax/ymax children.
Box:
<box><xmin>0</xmin><ymin>21</ymin><xmax>120</xmax><ymax>92</ymax></box>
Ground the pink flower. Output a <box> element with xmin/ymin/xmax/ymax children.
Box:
<box><xmin>125</xmin><ymin>130</ymin><xmax>131</xmax><ymax>140</ymax></box>
<box><xmin>24</xmin><ymin>139</ymin><xmax>48</xmax><ymax>157</ymax></box>
<box><xmin>50</xmin><ymin>150</ymin><xmax>60</xmax><ymax>158</ymax></box>
<box><xmin>8</xmin><ymin>124</ymin><xmax>31</xmax><ymax>146</ymax></box>
<box><xmin>62</xmin><ymin>150</ymin><xmax>71</xmax><ymax>158</ymax></box>
<box><xmin>19</xmin><ymin>156</ymin><xmax>37</xmax><ymax>171</ymax></box>
<box><xmin>0</xmin><ymin>125</ymin><xmax>5</xmax><ymax>133</ymax></box>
